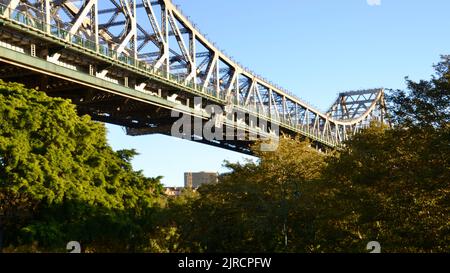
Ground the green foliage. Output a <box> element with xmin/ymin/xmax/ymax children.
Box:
<box><xmin>1</xmin><ymin>55</ymin><xmax>449</xmax><ymax>253</ymax></box>
<box><xmin>149</xmin><ymin>189</ymin><xmax>200</xmax><ymax>253</ymax></box>
<box><xmin>388</xmin><ymin>55</ymin><xmax>450</xmax><ymax>128</ymax></box>
<box><xmin>317</xmin><ymin>57</ymin><xmax>449</xmax><ymax>252</ymax></box>
<box><xmin>321</xmin><ymin>123</ymin><xmax>449</xmax><ymax>252</ymax></box>
<box><xmin>158</xmin><ymin>56</ymin><xmax>449</xmax><ymax>253</ymax></box>
<box><xmin>0</xmin><ymin>80</ymin><xmax>164</xmax><ymax>252</ymax></box>
<box><xmin>161</xmin><ymin>139</ymin><xmax>328</xmax><ymax>252</ymax></box>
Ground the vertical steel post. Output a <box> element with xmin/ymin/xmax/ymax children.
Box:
<box><xmin>45</xmin><ymin>0</ymin><xmax>51</xmax><ymax>34</ymax></box>
<box><xmin>161</xmin><ymin>3</ymin><xmax>169</xmax><ymax>78</ymax></box>
<box><xmin>189</xmin><ymin>32</ymin><xmax>196</xmax><ymax>88</ymax></box>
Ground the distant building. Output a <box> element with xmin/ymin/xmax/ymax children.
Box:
<box><xmin>184</xmin><ymin>172</ymin><xmax>218</xmax><ymax>189</ymax></box>
<box><xmin>163</xmin><ymin>187</ymin><xmax>184</xmax><ymax>197</ymax></box>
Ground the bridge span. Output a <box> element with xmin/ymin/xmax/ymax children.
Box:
<box><xmin>0</xmin><ymin>0</ymin><xmax>387</xmax><ymax>154</ymax></box>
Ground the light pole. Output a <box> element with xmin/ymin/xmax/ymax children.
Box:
<box><xmin>281</xmin><ymin>178</ymin><xmax>301</xmax><ymax>251</ymax></box>
<box><xmin>0</xmin><ymin>213</ymin><xmax>3</xmax><ymax>253</ymax></box>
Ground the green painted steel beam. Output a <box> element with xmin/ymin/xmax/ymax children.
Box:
<box><xmin>0</xmin><ymin>45</ymin><xmax>209</xmax><ymax>120</ymax></box>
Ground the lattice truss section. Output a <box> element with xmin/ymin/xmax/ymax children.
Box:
<box><xmin>327</xmin><ymin>89</ymin><xmax>386</xmax><ymax>120</ymax></box>
<box><xmin>0</xmin><ymin>0</ymin><xmax>388</xmax><ymax>146</ymax></box>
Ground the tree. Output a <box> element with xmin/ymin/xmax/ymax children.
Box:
<box><xmin>388</xmin><ymin>55</ymin><xmax>450</xmax><ymax>128</ymax></box>
<box><xmin>0</xmin><ymin>80</ymin><xmax>164</xmax><ymax>252</ymax></box>
<box><xmin>165</xmin><ymin>138</ymin><xmax>328</xmax><ymax>252</ymax></box>
<box><xmin>162</xmin><ymin>56</ymin><xmax>449</xmax><ymax>253</ymax></box>
<box><xmin>318</xmin><ymin>56</ymin><xmax>450</xmax><ymax>252</ymax></box>
<box><xmin>321</xmin><ymin>122</ymin><xmax>449</xmax><ymax>252</ymax></box>
<box><xmin>148</xmin><ymin>189</ymin><xmax>200</xmax><ymax>253</ymax></box>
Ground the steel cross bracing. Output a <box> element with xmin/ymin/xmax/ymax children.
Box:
<box><xmin>0</xmin><ymin>0</ymin><xmax>387</xmax><ymax>153</ymax></box>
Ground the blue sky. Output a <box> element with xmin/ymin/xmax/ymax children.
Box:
<box><xmin>107</xmin><ymin>0</ymin><xmax>450</xmax><ymax>187</ymax></box>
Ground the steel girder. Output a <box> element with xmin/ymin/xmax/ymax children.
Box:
<box><xmin>0</xmin><ymin>0</ymin><xmax>388</xmax><ymax>149</ymax></box>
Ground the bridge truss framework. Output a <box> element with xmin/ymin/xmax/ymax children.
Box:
<box><xmin>0</xmin><ymin>0</ymin><xmax>387</xmax><ymax>154</ymax></box>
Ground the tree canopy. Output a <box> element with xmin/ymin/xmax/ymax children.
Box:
<box><xmin>0</xmin><ymin>80</ymin><xmax>164</xmax><ymax>252</ymax></box>
<box><xmin>158</xmin><ymin>56</ymin><xmax>449</xmax><ymax>253</ymax></box>
<box><xmin>0</xmin><ymin>55</ymin><xmax>448</xmax><ymax>253</ymax></box>
<box><xmin>388</xmin><ymin>55</ymin><xmax>450</xmax><ymax>128</ymax></box>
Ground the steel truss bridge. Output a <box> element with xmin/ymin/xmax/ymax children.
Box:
<box><xmin>0</xmin><ymin>0</ymin><xmax>387</xmax><ymax>154</ymax></box>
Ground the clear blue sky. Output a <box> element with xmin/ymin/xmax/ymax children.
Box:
<box><xmin>107</xmin><ymin>0</ymin><xmax>450</xmax><ymax>187</ymax></box>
